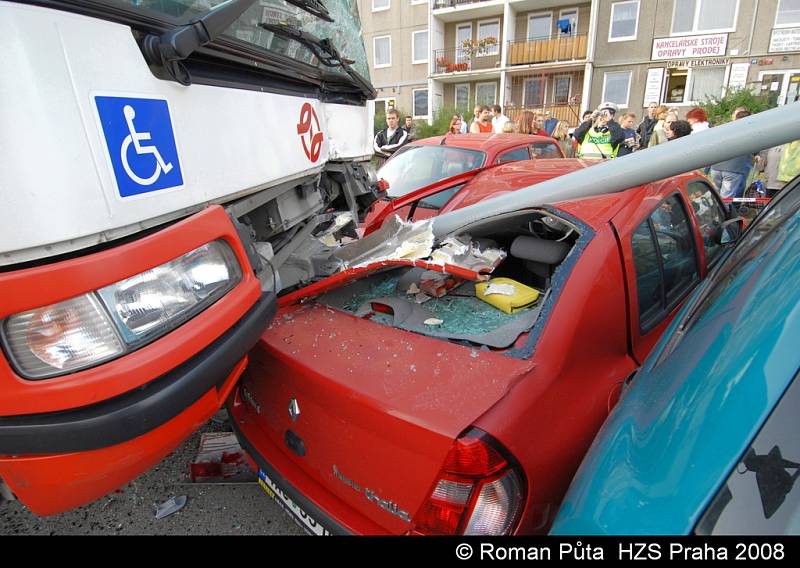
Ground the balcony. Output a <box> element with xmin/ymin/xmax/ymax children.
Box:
<box><xmin>433</xmin><ymin>46</ymin><xmax>501</xmax><ymax>74</ymax></box>
<box><xmin>433</xmin><ymin>0</ymin><xmax>492</xmax><ymax>9</ymax></box>
<box><xmin>508</xmin><ymin>34</ymin><xmax>588</xmax><ymax>66</ymax></box>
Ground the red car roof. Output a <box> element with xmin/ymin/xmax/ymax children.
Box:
<box><xmin>410</xmin><ymin>133</ymin><xmax>556</xmax><ymax>154</ymax></box>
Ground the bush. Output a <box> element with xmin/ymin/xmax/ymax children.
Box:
<box><xmin>414</xmin><ymin>106</ymin><xmax>472</xmax><ymax>138</ymax></box>
<box><xmin>699</xmin><ymin>87</ymin><xmax>777</xmax><ymax>126</ymax></box>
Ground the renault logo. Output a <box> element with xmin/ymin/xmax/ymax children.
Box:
<box><xmin>288</xmin><ymin>398</ymin><xmax>300</xmax><ymax>422</ymax></box>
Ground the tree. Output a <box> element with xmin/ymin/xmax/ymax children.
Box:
<box><xmin>699</xmin><ymin>87</ymin><xmax>777</xmax><ymax>126</ymax></box>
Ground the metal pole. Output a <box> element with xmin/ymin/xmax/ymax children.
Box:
<box><xmin>432</xmin><ymin>102</ymin><xmax>800</xmax><ymax>237</ymax></box>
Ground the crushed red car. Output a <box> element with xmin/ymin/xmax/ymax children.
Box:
<box><xmin>228</xmin><ymin>158</ymin><xmax>739</xmax><ymax>535</ymax></box>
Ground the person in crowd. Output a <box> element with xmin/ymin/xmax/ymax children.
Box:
<box><xmin>448</xmin><ymin>115</ymin><xmax>463</xmax><ymax>135</ymax></box>
<box><xmin>543</xmin><ymin>111</ymin><xmax>559</xmax><ymax>135</ymax></box>
<box><xmin>552</xmin><ymin>120</ymin><xmax>576</xmax><ymax>158</ymax></box>
<box><xmin>757</xmin><ymin>144</ymin><xmax>786</xmax><ymax>198</ymax></box>
<box><xmin>373</xmin><ymin>108</ymin><xmax>409</xmax><ymax>166</ymax></box>
<box><xmin>637</xmin><ymin>102</ymin><xmax>659</xmax><ymax>148</ymax></box>
<box><xmin>648</xmin><ymin>106</ymin><xmax>672</xmax><ymax>147</ymax></box>
<box><xmin>501</xmin><ymin>121</ymin><xmax>516</xmax><ymax>133</ymax></box>
<box><xmin>667</xmin><ymin>120</ymin><xmax>692</xmax><ymax>140</ymax></box>
<box><xmin>709</xmin><ymin>110</ymin><xmax>754</xmax><ymax>199</ymax></box>
<box><xmin>685</xmin><ymin>107</ymin><xmax>710</xmax><ymax>133</ymax></box>
<box><xmin>581</xmin><ymin>110</ymin><xmax>593</xmax><ymax>123</ymax></box>
<box><xmin>459</xmin><ymin>114</ymin><xmax>468</xmax><ymax>134</ymax></box>
<box><xmin>470</xmin><ymin>105</ymin><xmax>494</xmax><ymax>133</ymax></box>
<box><xmin>516</xmin><ymin>110</ymin><xmax>538</xmax><ymax>135</ymax></box>
<box><xmin>616</xmin><ymin>112</ymin><xmax>639</xmax><ymax>157</ymax></box>
<box><xmin>491</xmin><ymin>104</ymin><xmax>511</xmax><ymax>133</ymax></box>
<box><xmin>403</xmin><ymin>116</ymin><xmax>416</xmax><ymax>141</ymax></box>
<box><xmin>468</xmin><ymin>104</ymin><xmax>482</xmax><ymax>132</ymax></box>
<box><xmin>574</xmin><ymin>102</ymin><xmax>627</xmax><ymax>159</ymax></box>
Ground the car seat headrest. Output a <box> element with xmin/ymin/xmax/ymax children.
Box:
<box><xmin>510</xmin><ymin>235</ymin><xmax>570</xmax><ymax>265</ymax></box>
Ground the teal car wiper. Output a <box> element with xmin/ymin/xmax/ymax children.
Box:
<box><xmin>142</xmin><ymin>0</ymin><xmax>259</xmax><ymax>85</ymax></box>
<box><xmin>259</xmin><ymin>22</ymin><xmax>376</xmax><ymax>99</ymax></box>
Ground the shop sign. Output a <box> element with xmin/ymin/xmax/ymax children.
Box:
<box><xmin>652</xmin><ymin>34</ymin><xmax>728</xmax><ymax>60</ymax></box>
<box><xmin>644</xmin><ymin>68</ymin><xmax>664</xmax><ymax>104</ymax></box>
<box><xmin>770</xmin><ymin>28</ymin><xmax>800</xmax><ymax>52</ymax></box>
<box><xmin>728</xmin><ymin>63</ymin><xmax>750</xmax><ymax>89</ymax></box>
<box><xmin>666</xmin><ymin>58</ymin><xmax>730</xmax><ymax>68</ymax></box>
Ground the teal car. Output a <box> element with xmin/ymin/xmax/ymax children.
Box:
<box><xmin>551</xmin><ymin>177</ymin><xmax>800</xmax><ymax>535</ymax></box>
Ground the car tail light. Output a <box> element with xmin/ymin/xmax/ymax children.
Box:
<box><xmin>410</xmin><ymin>429</ymin><xmax>525</xmax><ymax>535</ymax></box>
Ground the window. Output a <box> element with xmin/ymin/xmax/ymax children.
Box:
<box><xmin>476</xmin><ymin>82</ymin><xmax>497</xmax><ymax>105</ymax></box>
<box><xmin>686</xmin><ymin>180</ymin><xmax>728</xmax><ymax>268</ymax></box>
<box><xmin>553</xmin><ymin>76</ymin><xmax>572</xmax><ymax>104</ymax></box>
<box><xmin>632</xmin><ymin>194</ymin><xmax>700</xmax><ymax>331</ymax></box>
<box><xmin>776</xmin><ymin>0</ymin><xmax>800</xmax><ymax>27</ymax></box>
<box><xmin>672</xmin><ymin>0</ymin><xmax>738</xmax><ymax>34</ymax></box>
<box><xmin>528</xmin><ymin>13</ymin><xmax>553</xmax><ymax>40</ymax></box>
<box><xmin>688</xmin><ymin>67</ymin><xmax>725</xmax><ymax>102</ymax></box>
<box><xmin>478</xmin><ymin>19</ymin><xmax>500</xmax><ymax>56</ymax></box>
<box><xmin>373</xmin><ymin>0</ymin><xmax>390</xmax><ymax>11</ymax></box>
<box><xmin>412</xmin><ymin>30</ymin><xmax>428</xmax><ymax>64</ymax></box>
<box><xmin>374</xmin><ymin>36</ymin><xmax>391</xmax><ymax>68</ymax></box>
<box><xmin>413</xmin><ymin>88</ymin><xmax>429</xmax><ymax>118</ymax></box>
<box><xmin>411</xmin><ymin>0</ymin><xmax>428</xmax><ymax>5</ymax></box>
<box><xmin>609</xmin><ymin>1</ymin><xmax>640</xmax><ymax>41</ymax></box>
<box><xmin>602</xmin><ymin>71</ymin><xmax>632</xmax><ymax>106</ymax></box>
<box><xmin>531</xmin><ymin>141</ymin><xmax>563</xmax><ymax>158</ymax></box>
<box><xmin>497</xmin><ymin>147</ymin><xmax>532</xmax><ymax>163</ymax></box>
<box><xmin>665</xmin><ymin>67</ymin><xmax>725</xmax><ymax>104</ymax></box>
<box><xmin>456</xmin><ymin>23</ymin><xmax>472</xmax><ymax>64</ymax></box>
<box><xmin>455</xmin><ymin>84</ymin><xmax>470</xmax><ymax>109</ymax></box>
<box><xmin>558</xmin><ymin>9</ymin><xmax>579</xmax><ymax>36</ymax></box>
<box><xmin>523</xmin><ymin>77</ymin><xmax>545</xmax><ymax>106</ymax></box>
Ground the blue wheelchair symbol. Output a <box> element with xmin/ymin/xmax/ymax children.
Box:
<box><xmin>95</xmin><ymin>96</ymin><xmax>184</xmax><ymax>197</ymax></box>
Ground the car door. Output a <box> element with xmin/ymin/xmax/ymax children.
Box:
<box><xmin>614</xmin><ymin>186</ymin><xmax>704</xmax><ymax>364</ymax></box>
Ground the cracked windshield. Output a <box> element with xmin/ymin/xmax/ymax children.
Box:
<box><xmin>119</xmin><ymin>0</ymin><xmax>370</xmax><ymax>79</ymax></box>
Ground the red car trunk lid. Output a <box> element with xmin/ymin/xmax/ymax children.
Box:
<box><xmin>240</xmin><ymin>301</ymin><xmax>533</xmax><ymax>533</ymax></box>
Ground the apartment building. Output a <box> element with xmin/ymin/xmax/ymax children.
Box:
<box><xmin>358</xmin><ymin>0</ymin><xmax>431</xmax><ymax>120</ymax></box>
<box><xmin>588</xmin><ymin>0</ymin><xmax>800</xmax><ymax>113</ymax></box>
<box><xmin>358</xmin><ymin>0</ymin><xmax>800</xmax><ymax>126</ymax></box>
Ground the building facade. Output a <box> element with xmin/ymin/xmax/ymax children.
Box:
<box><xmin>588</xmin><ymin>0</ymin><xmax>800</xmax><ymax>114</ymax></box>
<box><xmin>358</xmin><ymin>0</ymin><xmax>431</xmax><ymax>122</ymax></box>
<box><xmin>358</xmin><ymin>0</ymin><xmax>800</xmax><ymax>126</ymax></box>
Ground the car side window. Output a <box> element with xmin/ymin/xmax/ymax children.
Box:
<box><xmin>633</xmin><ymin>194</ymin><xmax>701</xmax><ymax>332</ymax></box>
<box><xmin>530</xmin><ymin>141</ymin><xmax>562</xmax><ymax>159</ymax></box>
<box><xmin>496</xmin><ymin>147</ymin><xmax>531</xmax><ymax>163</ymax></box>
<box><xmin>687</xmin><ymin>180</ymin><xmax>728</xmax><ymax>268</ymax></box>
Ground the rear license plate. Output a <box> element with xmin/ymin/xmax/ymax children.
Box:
<box><xmin>258</xmin><ymin>469</ymin><xmax>331</xmax><ymax>536</ymax></box>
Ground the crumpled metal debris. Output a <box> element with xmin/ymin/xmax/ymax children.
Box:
<box><xmin>334</xmin><ymin>215</ymin><xmax>506</xmax><ymax>275</ymax></box>
<box><xmin>154</xmin><ymin>495</ymin><xmax>187</xmax><ymax>520</ymax></box>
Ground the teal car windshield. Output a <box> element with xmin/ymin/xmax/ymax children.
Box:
<box><xmin>107</xmin><ymin>0</ymin><xmax>370</xmax><ymax>80</ymax></box>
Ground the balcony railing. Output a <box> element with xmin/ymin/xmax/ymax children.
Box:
<box><xmin>433</xmin><ymin>47</ymin><xmax>501</xmax><ymax>74</ymax></box>
<box><xmin>508</xmin><ymin>34</ymin><xmax>588</xmax><ymax>66</ymax></box>
<box><xmin>505</xmin><ymin>104</ymin><xmax>582</xmax><ymax>127</ymax></box>
<box><xmin>433</xmin><ymin>0</ymin><xmax>491</xmax><ymax>9</ymax></box>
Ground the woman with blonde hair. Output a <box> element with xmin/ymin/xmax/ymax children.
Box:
<box><xmin>648</xmin><ymin>106</ymin><xmax>672</xmax><ymax>148</ymax></box>
<box><xmin>448</xmin><ymin>115</ymin><xmax>463</xmax><ymax>134</ymax></box>
<box><xmin>551</xmin><ymin>120</ymin><xmax>575</xmax><ymax>157</ymax></box>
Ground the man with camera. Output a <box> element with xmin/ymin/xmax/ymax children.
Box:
<box><xmin>574</xmin><ymin>102</ymin><xmax>628</xmax><ymax>159</ymax></box>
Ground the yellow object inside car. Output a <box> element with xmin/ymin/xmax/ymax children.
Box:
<box><xmin>475</xmin><ymin>278</ymin><xmax>540</xmax><ymax>314</ymax></box>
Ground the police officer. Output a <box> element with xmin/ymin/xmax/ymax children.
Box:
<box><xmin>574</xmin><ymin>102</ymin><xmax>627</xmax><ymax>159</ymax></box>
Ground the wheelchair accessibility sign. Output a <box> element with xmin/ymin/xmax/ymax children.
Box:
<box><xmin>94</xmin><ymin>96</ymin><xmax>184</xmax><ymax>198</ymax></box>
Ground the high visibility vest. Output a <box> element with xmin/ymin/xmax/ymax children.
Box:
<box><xmin>578</xmin><ymin>127</ymin><xmax>617</xmax><ymax>159</ymax></box>
<box><xmin>778</xmin><ymin>140</ymin><xmax>800</xmax><ymax>182</ymax></box>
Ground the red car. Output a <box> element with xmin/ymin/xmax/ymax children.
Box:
<box><xmin>229</xmin><ymin>159</ymin><xmax>737</xmax><ymax>535</ymax></box>
<box><xmin>365</xmin><ymin>134</ymin><xmax>564</xmax><ymax>226</ymax></box>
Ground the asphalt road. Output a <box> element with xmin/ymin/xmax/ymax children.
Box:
<box><xmin>0</xmin><ymin>416</ymin><xmax>305</xmax><ymax>536</ymax></box>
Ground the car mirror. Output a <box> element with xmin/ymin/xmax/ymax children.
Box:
<box><xmin>714</xmin><ymin>217</ymin><xmax>745</xmax><ymax>246</ymax></box>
